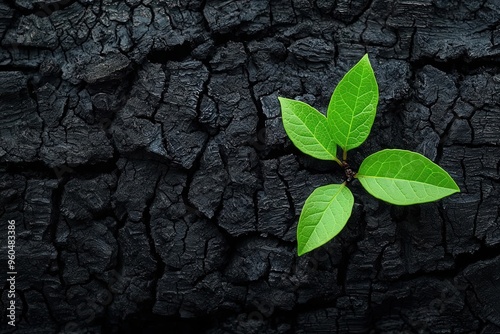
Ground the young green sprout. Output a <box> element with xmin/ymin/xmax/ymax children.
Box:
<box><xmin>279</xmin><ymin>54</ymin><xmax>460</xmax><ymax>256</ymax></box>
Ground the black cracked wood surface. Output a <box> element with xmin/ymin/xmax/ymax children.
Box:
<box><xmin>1</xmin><ymin>0</ymin><xmax>500</xmax><ymax>333</ymax></box>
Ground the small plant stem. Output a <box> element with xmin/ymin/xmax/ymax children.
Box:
<box><xmin>341</xmin><ymin>160</ymin><xmax>357</xmax><ymax>183</ymax></box>
<box><xmin>334</xmin><ymin>157</ymin><xmax>343</xmax><ymax>166</ymax></box>
<box><xmin>342</xmin><ymin>149</ymin><xmax>347</xmax><ymax>161</ymax></box>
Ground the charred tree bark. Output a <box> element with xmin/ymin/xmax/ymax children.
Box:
<box><xmin>1</xmin><ymin>0</ymin><xmax>500</xmax><ymax>333</ymax></box>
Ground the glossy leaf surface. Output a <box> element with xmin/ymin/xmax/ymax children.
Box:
<box><xmin>328</xmin><ymin>54</ymin><xmax>378</xmax><ymax>152</ymax></box>
<box><xmin>279</xmin><ymin>97</ymin><xmax>337</xmax><ymax>161</ymax></box>
<box><xmin>357</xmin><ymin>149</ymin><xmax>460</xmax><ymax>205</ymax></box>
<box><xmin>297</xmin><ymin>184</ymin><xmax>354</xmax><ymax>255</ymax></box>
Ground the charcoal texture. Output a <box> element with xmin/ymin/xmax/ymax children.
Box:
<box><xmin>1</xmin><ymin>0</ymin><xmax>500</xmax><ymax>333</ymax></box>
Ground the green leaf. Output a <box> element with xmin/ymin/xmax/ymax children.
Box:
<box><xmin>327</xmin><ymin>54</ymin><xmax>378</xmax><ymax>152</ymax></box>
<box><xmin>279</xmin><ymin>97</ymin><xmax>338</xmax><ymax>161</ymax></box>
<box><xmin>297</xmin><ymin>184</ymin><xmax>354</xmax><ymax>256</ymax></box>
<box><xmin>357</xmin><ymin>149</ymin><xmax>460</xmax><ymax>205</ymax></box>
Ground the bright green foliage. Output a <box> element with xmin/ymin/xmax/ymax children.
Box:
<box><xmin>278</xmin><ymin>54</ymin><xmax>459</xmax><ymax>256</ymax></box>
<box><xmin>357</xmin><ymin>149</ymin><xmax>460</xmax><ymax>205</ymax></box>
<box><xmin>297</xmin><ymin>184</ymin><xmax>353</xmax><ymax>256</ymax></box>
<box><xmin>279</xmin><ymin>97</ymin><xmax>338</xmax><ymax>161</ymax></box>
<box><xmin>328</xmin><ymin>54</ymin><xmax>378</xmax><ymax>153</ymax></box>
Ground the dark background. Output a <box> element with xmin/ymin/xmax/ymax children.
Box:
<box><xmin>1</xmin><ymin>0</ymin><xmax>500</xmax><ymax>333</ymax></box>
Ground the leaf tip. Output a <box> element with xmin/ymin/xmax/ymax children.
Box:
<box><xmin>278</xmin><ymin>96</ymin><xmax>292</xmax><ymax>110</ymax></box>
<box><xmin>444</xmin><ymin>170</ymin><xmax>461</xmax><ymax>195</ymax></box>
<box><xmin>360</xmin><ymin>53</ymin><xmax>372</xmax><ymax>65</ymax></box>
